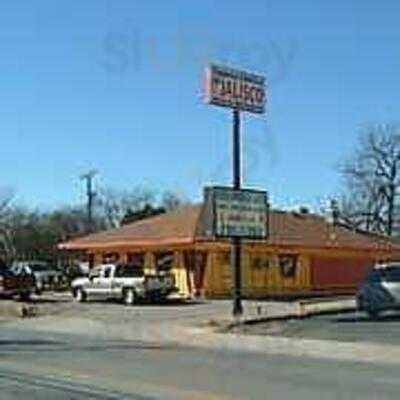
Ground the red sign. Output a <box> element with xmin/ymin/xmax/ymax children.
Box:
<box><xmin>205</xmin><ymin>64</ymin><xmax>266</xmax><ymax>114</ymax></box>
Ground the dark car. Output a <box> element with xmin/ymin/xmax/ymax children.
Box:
<box><xmin>356</xmin><ymin>263</ymin><xmax>400</xmax><ymax>318</ymax></box>
<box><xmin>0</xmin><ymin>266</ymin><xmax>34</xmax><ymax>301</ymax></box>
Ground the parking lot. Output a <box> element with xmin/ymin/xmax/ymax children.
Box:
<box><xmin>4</xmin><ymin>292</ymin><xmax>400</xmax><ymax>349</ymax></box>
<box><xmin>0</xmin><ymin>293</ymin><xmax>300</xmax><ymax>345</ymax></box>
<box><xmin>1</xmin><ymin>291</ymin><xmax>297</xmax><ymax>322</ymax></box>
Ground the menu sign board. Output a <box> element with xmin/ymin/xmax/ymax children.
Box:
<box><xmin>204</xmin><ymin>187</ymin><xmax>268</xmax><ymax>239</ymax></box>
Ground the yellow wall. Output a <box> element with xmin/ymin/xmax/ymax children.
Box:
<box><xmin>143</xmin><ymin>252</ymin><xmax>155</xmax><ymax>275</ymax></box>
<box><xmin>204</xmin><ymin>251</ymin><xmax>231</xmax><ymax>297</ymax></box>
<box><xmin>205</xmin><ymin>248</ymin><xmax>311</xmax><ymax>298</ymax></box>
<box><xmin>171</xmin><ymin>252</ymin><xmax>189</xmax><ymax>297</ymax></box>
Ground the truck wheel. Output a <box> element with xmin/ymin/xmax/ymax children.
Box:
<box><xmin>367</xmin><ymin>309</ymin><xmax>379</xmax><ymax>320</ymax></box>
<box><xmin>152</xmin><ymin>293</ymin><xmax>162</xmax><ymax>304</ymax></box>
<box><xmin>19</xmin><ymin>292</ymin><xmax>31</xmax><ymax>302</ymax></box>
<box><xmin>123</xmin><ymin>288</ymin><xmax>136</xmax><ymax>306</ymax></box>
<box><xmin>74</xmin><ymin>288</ymin><xmax>86</xmax><ymax>303</ymax></box>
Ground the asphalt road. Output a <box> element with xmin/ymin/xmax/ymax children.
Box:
<box><xmin>241</xmin><ymin>310</ymin><xmax>400</xmax><ymax>345</ymax></box>
<box><xmin>1</xmin><ymin>325</ymin><xmax>400</xmax><ymax>400</ymax></box>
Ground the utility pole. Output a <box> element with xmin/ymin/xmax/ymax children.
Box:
<box><xmin>80</xmin><ymin>169</ymin><xmax>97</xmax><ymax>233</ymax></box>
<box><xmin>232</xmin><ymin>108</ymin><xmax>243</xmax><ymax>317</ymax></box>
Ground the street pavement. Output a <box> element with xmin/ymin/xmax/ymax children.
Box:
<box><xmin>240</xmin><ymin>311</ymin><xmax>400</xmax><ymax>345</ymax></box>
<box><xmin>2</xmin><ymin>297</ymin><xmax>400</xmax><ymax>398</ymax></box>
<box><xmin>1</xmin><ymin>325</ymin><xmax>400</xmax><ymax>400</ymax></box>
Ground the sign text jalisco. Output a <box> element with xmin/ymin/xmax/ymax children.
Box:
<box><xmin>205</xmin><ymin>64</ymin><xmax>266</xmax><ymax>114</ymax></box>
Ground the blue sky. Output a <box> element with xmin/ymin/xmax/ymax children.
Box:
<box><xmin>0</xmin><ymin>1</ymin><xmax>399</xmax><ymax>210</ymax></box>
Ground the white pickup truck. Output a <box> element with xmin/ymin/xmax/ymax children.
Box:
<box><xmin>71</xmin><ymin>263</ymin><xmax>177</xmax><ymax>305</ymax></box>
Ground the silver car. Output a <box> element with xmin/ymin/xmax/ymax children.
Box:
<box><xmin>356</xmin><ymin>263</ymin><xmax>400</xmax><ymax>318</ymax></box>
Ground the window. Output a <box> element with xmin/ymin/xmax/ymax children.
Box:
<box><xmin>103</xmin><ymin>267</ymin><xmax>112</xmax><ymax>278</ymax></box>
<box><xmin>115</xmin><ymin>264</ymin><xmax>144</xmax><ymax>278</ymax></box>
<box><xmin>279</xmin><ymin>255</ymin><xmax>298</xmax><ymax>278</ymax></box>
<box><xmin>30</xmin><ymin>263</ymin><xmax>49</xmax><ymax>272</ymax></box>
<box><xmin>89</xmin><ymin>268</ymin><xmax>101</xmax><ymax>279</ymax></box>
<box><xmin>384</xmin><ymin>268</ymin><xmax>400</xmax><ymax>283</ymax></box>
<box><xmin>0</xmin><ymin>268</ymin><xmax>14</xmax><ymax>277</ymax></box>
<box><xmin>155</xmin><ymin>252</ymin><xmax>174</xmax><ymax>272</ymax></box>
<box><xmin>366</xmin><ymin>270</ymin><xmax>383</xmax><ymax>283</ymax></box>
<box><xmin>252</xmin><ymin>255</ymin><xmax>270</xmax><ymax>269</ymax></box>
<box><xmin>126</xmin><ymin>253</ymin><xmax>145</xmax><ymax>272</ymax></box>
<box><xmin>102</xmin><ymin>253</ymin><xmax>120</xmax><ymax>263</ymax></box>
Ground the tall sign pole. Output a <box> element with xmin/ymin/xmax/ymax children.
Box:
<box><xmin>232</xmin><ymin>108</ymin><xmax>243</xmax><ymax>316</ymax></box>
<box><xmin>80</xmin><ymin>169</ymin><xmax>98</xmax><ymax>234</ymax></box>
<box><xmin>204</xmin><ymin>64</ymin><xmax>266</xmax><ymax>318</ymax></box>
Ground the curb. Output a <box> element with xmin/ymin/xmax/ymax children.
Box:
<box><xmin>216</xmin><ymin>298</ymin><xmax>357</xmax><ymax>330</ymax></box>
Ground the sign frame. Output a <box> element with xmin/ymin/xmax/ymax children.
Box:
<box><xmin>205</xmin><ymin>186</ymin><xmax>269</xmax><ymax>241</ymax></box>
<box><xmin>205</xmin><ymin>64</ymin><xmax>266</xmax><ymax>114</ymax></box>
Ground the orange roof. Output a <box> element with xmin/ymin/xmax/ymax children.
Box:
<box><xmin>58</xmin><ymin>205</ymin><xmax>202</xmax><ymax>250</ymax></box>
<box><xmin>58</xmin><ymin>205</ymin><xmax>397</xmax><ymax>252</ymax></box>
<box><xmin>265</xmin><ymin>211</ymin><xmax>393</xmax><ymax>251</ymax></box>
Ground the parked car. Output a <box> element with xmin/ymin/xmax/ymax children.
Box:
<box><xmin>0</xmin><ymin>266</ymin><xmax>34</xmax><ymax>301</ymax></box>
<box><xmin>11</xmin><ymin>261</ymin><xmax>64</xmax><ymax>294</ymax></box>
<box><xmin>356</xmin><ymin>262</ymin><xmax>400</xmax><ymax>318</ymax></box>
<box><xmin>71</xmin><ymin>263</ymin><xmax>177</xmax><ymax>305</ymax></box>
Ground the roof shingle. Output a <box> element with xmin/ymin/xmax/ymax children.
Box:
<box><xmin>59</xmin><ymin>205</ymin><xmax>201</xmax><ymax>250</ymax></box>
<box><xmin>58</xmin><ymin>205</ymin><xmax>396</xmax><ymax>251</ymax></box>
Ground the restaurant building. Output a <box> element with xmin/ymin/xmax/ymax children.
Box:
<box><xmin>58</xmin><ymin>205</ymin><xmax>399</xmax><ymax>298</ymax></box>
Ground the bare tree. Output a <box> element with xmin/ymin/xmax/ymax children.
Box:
<box><xmin>0</xmin><ymin>188</ymin><xmax>17</xmax><ymax>260</ymax></box>
<box><xmin>98</xmin><ymin>186</ymin><xmax>190</xmax><ymax>228</ymax></box>
<box><xmin>98</xmin><ymin>186</ymin><xmax>156</xmax><ymax>228</ymax></box>
<box><xmin>338</xmin><ymin>123</ymin><xmax>400</xmax><ymax>236</ymax></box>
<box><xmin>0</xmin><ymin>182</ymin><xmax>190</xmax><ymax>263</ymax></box>
<box><xmin>161</xmin><ymin>190</ymin><xmax>187</xmax><ymax>211</ymax></box>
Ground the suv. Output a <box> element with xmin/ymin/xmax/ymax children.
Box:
<box><xmin>356</xmin><ymin>263</ymin><xmax>400</xmax><ymax>318</ymax></box>
<box><xmin>71</xmin><ymin>263</ymin><xmax>177</xmax><ymax>305</ymax></box>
